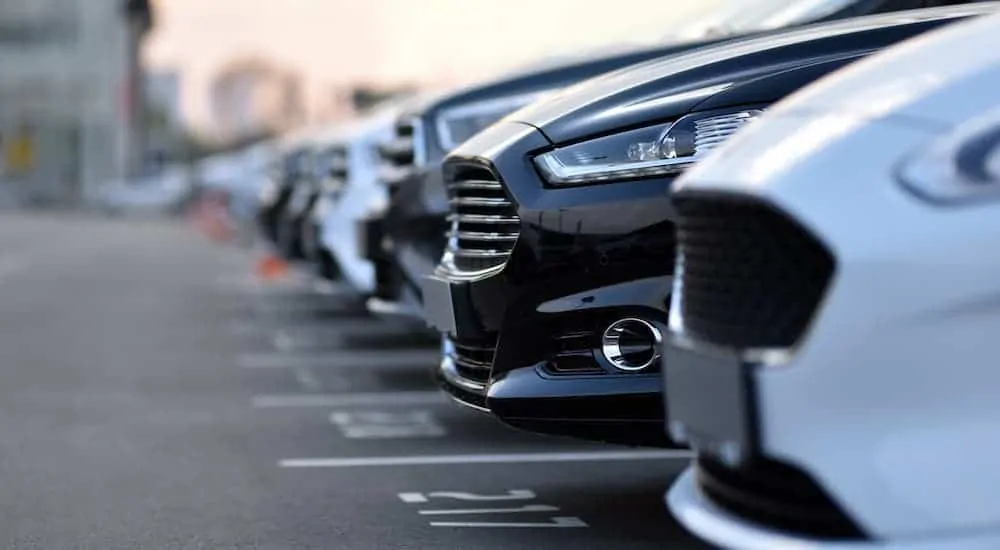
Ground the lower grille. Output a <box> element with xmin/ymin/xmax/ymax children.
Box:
<box><xmin>696</xmin><ymin>457</ymin><xmax>866</xmax><ymax>540</ymax></box>
<box><xmin>444</xmin><ymin>163</ymin><xmax>519</xmax><ymax>274</ymax></box>
<box><xmin>546</xmin><ymin>329</ymin><xmax>602</xmax><ymax>375</ymax></box>
<box><xmin>673</xmin><ymin>193</ymin><xmax>835</xmax><ymax>350</ymax></box>
<box><xmin>449</xmin><ymin>338</ymin><xmax>495</xmax><ymax>387</ymax></box>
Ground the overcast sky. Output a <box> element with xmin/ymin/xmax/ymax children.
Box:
<box><xmin>144</xmin><ymin>0</ymin><xmax>720</xmax><ymax>131</ymax></box>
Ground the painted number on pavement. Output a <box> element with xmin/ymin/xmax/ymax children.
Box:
<box><xmin>397</xmin><ymin>490</ymin><xmax>588</xmax><ymax>528</ymax></box>
<box><xmin>331</xmin><ymin>410</ymin><xmax>447</xmax><ymax>439</ymax></box>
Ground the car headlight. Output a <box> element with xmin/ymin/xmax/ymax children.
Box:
<box><xmin>534</xmin><ymin>108</ymin><xmax>764</xmax><ymax>187</ymax></box>
<box><xmin>435</xmin><ymin>91</ymin><xmax>555</xmax><ymax>151</ymax></box>
<box><xmin>898</xmin><ymin>105</ymin><xmax>1000</xmax><ymax>204</ymax></box>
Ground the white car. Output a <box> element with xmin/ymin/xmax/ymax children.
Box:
<box><xmin>308</xmin><ymin>106</ymin><xmax>402</xmax><ymax>293</ymax></box>
<box><xmin>96</xmin><ymin>164</ymin><xmax>193</xmax><ymax>216</ymax></box>
<box><xmin>663</xmin><ymin>8</ymin><xmax>1000</xmax><ymax>550</ymax></box>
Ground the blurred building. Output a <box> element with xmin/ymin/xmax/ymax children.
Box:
<box><xmin>0</xmin><ymin>0</ymin><xmax>152</xmax><ymax>205</ymax></box>
<box><xmin>208</xmin><ymin>57</ymin><xmax>306</xmax><ymax>144</ymax></box>
<box><xmin>145</xmin><ymin>70</ymin><xmax>182</xmax><ymax>166</ymax></box>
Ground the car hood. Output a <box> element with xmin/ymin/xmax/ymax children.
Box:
<box><xmin>739</xmin><ymin>5</ymin><xmax>1000</xmax><ymax>128</ymax></box>
<box><xmin>417</xmin><ymin>39</ymin><xmax>731</xmax><ymax>119</ymax></box>
<box><xmin>509</xmin><ymin>4</ymin><xmax>993</xmax><ymax>144</ymax></box>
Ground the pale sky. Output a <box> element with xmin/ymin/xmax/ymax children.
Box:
<box><xmin>144</xmin><ymin>0</ymin><xmax>720</xmax><ymax>132</ymax></box>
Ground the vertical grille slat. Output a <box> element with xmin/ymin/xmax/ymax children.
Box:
<box><xmin>443</xmin><ymin>164</ymin><xmax>520</xmax><ymax>274</ymax></box>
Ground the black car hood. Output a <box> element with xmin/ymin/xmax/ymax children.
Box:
<box><xmin>421</xmin><ymin>39</ymin><xmax>731</xmax><ymax>117</ymax></box>
<box><xmin>510</xmin><ymin>5</ymin><xmax>992</xmax><ymax>144</ymax></box>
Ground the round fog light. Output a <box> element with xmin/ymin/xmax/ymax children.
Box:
<box><xmin>601</xmin><ymin>318</ymin><xmax>663</xmax><ymax>372</ymax></box>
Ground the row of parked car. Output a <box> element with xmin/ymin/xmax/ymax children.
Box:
<box><xmin>255</xmin><ymin>1</ymin><xmax>1000</xmax><ymax>547</ymax></box>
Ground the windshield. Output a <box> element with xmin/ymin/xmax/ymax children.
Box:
<box><xmin>689</xmin><ymin>0</ymin><xmax>859</xmax><ymax>36</ymax></box>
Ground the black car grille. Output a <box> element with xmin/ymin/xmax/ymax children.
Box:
<box><xmin>449</xmin><ymin>337</ymin><xmax>495</xmax><ymax>388</ymax></box>
<box><xmin>696</xmin><ymin>457</ymin><xmax>866</xmax><ymax>540</ymax></box>
<box><xmin>673</xmin><ymin>193</ymin><xmax>835</xmax><ymax>350</ymax></box>
<box><xmin>546</xmin><ymin>328</ymin><xmax>602</xmax><ymax>375</ymax></box>
<box><xmin>444</xmin><ymin>164</ymin><xmax>519</xmax><ymax>274</ymax></box>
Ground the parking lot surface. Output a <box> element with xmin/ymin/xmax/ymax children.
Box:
<box><xmin>0</xmin><ymin>213</ymin><xmax>710</xmax><ymax>549</ymax></box>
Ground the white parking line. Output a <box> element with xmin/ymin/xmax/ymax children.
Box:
<box><xmin>419</xmin><ymin>504</ymin><xmax>559</xmax><ymax>515</ymax></box>
<box><xmin>253</xmin><ymin>391</ymin><xmax>446</xmax><ymax>408</ymax></box>
<box><xmin>238</xmin><ymin>349</ymin><xmax>440</xmax><ymax>370</ymax></box>
<box><xmin>279</xmin><ymin>450</ymin><xmax>694</xmax><ymax>468</ymax></box>
<box><xmin>429</xmin><ymin>517</ymin><xmax>588</xmax><ymax>528</ymax></box>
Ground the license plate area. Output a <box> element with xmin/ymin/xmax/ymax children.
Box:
<box><xmin>664</xmin><ymin>340</ymin><xmax>755</xmax><ymax>466</ymax></box>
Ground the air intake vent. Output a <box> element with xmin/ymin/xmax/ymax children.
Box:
<box><xmin>673</xmin><ymin>193</ymin><xmax>835</xmax><ymax>350</ymax></box>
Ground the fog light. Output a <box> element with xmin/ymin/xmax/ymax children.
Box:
<box><xmin>601</xmin><ymin>318</ymin><xmax>663</xmax><ymax>372</ymax></box>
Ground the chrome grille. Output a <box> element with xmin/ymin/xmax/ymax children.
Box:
<box><xmin>443</xmin><ymin>164</ymin><xmax>519</xmax><ymax>274</ymax></box>
<box><xmin>439</xmin><ymin>336</ymin><xmax>494</xmax><ymax>408</ymax></box>
<box><xmin>694</xmin><ymin>110</ymin><xmax>762</xmax><ymax>157</ymax></box>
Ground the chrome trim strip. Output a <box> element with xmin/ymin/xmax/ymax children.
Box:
<box><xmin>448</xmin><ymin>179</ymin><xmax>503</xmax><ymax>190</ymax></box>
<box><xmin>452</xmin><ymin>249</ymin><xmax>510</xmax><ymax>259</ymax></box>
<box><xmin>446</xmin><ymin>213</ymin><xmax>519</xmax><ymax>224</ymax></box>
<box><xmin>446</xmin><ymin>230</ymin><xmax>518</xmax><ymax>241</ymax></box>
<box><xmin>450</xmin><ymin>197</ymin><xmax>512</xmax><ymax>207</ymax></box>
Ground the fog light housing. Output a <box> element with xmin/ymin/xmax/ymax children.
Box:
<box><xmin>601</xmin><ymin>318</ymin><xmax>663</xmax><ymax>372</ymax></box>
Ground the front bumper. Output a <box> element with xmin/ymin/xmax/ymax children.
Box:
<box><xmin>667</xmin><ymin>468</ymin><xmax>1000</xmax><ymax>550</ymax></box>
<box><xmin>423</xmin><ymin>121</ymin><xmax>679</xmax><ymax>446</ymax></box>
<box><xmin>370</xmin><ymin>162</ymin><xmax>449</xmax><ymax>322</ymax></box>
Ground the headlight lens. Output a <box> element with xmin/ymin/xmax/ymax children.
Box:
<box><xmin>534</xmin><ymin>108</ymin><xmax>763</xmax><ymax>186</ymax></box>
<box><xmin>435</xmin><ymin>91</ymin><xmax>555</xmax><ymax>151</ymax></box>
<box><xmin>899</xmin><ymin>105</ymin><xmax>1000</xmax><ymax>204</ymax></box>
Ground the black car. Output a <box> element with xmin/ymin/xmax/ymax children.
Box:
<box><xmin>363</xmin><ymin>0</ymin><xmax>974</xmax><ymax>325</ymax></box>
<box><xmin>422</xmin><ymin>4</ymin><xmax>991</xmax><ymax>447</ymax></box>
<box><xmin>361</xmin><ymin>41</ymin><xmax>750</xmax><ymax>323</ymax></box>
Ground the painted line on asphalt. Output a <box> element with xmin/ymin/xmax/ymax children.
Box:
<box><xmin>253</xmin><ymin>391</ymin><xmax>446</xmax><ymax>408</ymax></box>
<box><xmin>428</xmin><ymin>517</ymin><xmax>588</xmax><ymax>528</ymax></box>
<box><xmin>238</xmin><ymin>348</ymin><xmax>440</xmax><ymax>370</ymax></box>
<box><xmin>279</xmin><ymin>450</ymin><xmax>694</xmax><ymax>468</ymax></box>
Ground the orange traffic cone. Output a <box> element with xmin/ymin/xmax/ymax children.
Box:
<box><xmin>256</xmin><ymin>253</ymin><xmax>289</xmax><ymax>280</ymax></box>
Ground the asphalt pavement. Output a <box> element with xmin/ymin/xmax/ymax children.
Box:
<box><xmin>0</xmin><ymin>213</ymin><xmax>711</xmax><ymax>549</ymax></box>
